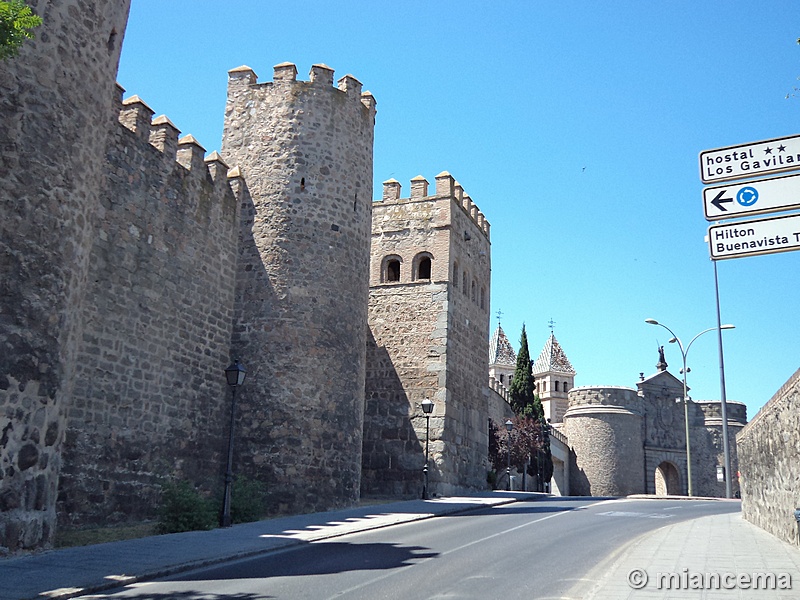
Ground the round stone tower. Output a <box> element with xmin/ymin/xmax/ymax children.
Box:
<box><xmin>222</xmin><ymin>63</ymin><xmax>376</xmax><ymax>513</ymax></box>
<box><xmin>563</xmin><ymin>386</ymin><xmax>644</xmax><ymax>496</ymax></box>
<box><xmin>0</xmin><ymin>0</ymin><xmax>131</xmax><ymax>550</ymax></box>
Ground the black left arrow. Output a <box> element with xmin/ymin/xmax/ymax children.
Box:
<box><xmin>711</xmin><ymin>190</ymin><xmax>733</xmax><ymax>211</ymax></box>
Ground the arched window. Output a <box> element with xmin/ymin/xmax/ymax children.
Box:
<box><xmin>480</xmin><ymin>286</ymin><xmax>486</xmax><ymax>310</ymax></box>
<box><xmin>382</xmin><ymin>255</ymin><xmax>402</xmax><ymax>283</ymax></box>
<box><xmin>555</xmin><ymin>381</ymin><xmax>560</xmax><ymax>392</ymax></box>
<box><xmin>471</xmin><ymin>280</ymin><xmax>476</xmax><ymax>303</ymax></box>
<box><xmin>413</xmin><ymin>252</ymin><xmax>433</xmax><ymax>281</ymax></box>
<box><xmin>452</xmin><ymin>261</ymin><xmax>459</xmax><ymax>290</ymax></box>
<box><xmin>462</xmin><ymin>271</ymin><xmax>468</xmax><ymax>295</ymax></box>
<box><xmin>564</xmin><ymin>381</ymin><xmax>570</xmax><ymax>393</ymax></box>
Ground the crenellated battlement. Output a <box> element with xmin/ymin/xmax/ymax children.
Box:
<box><xmin>377</xmin><ymin>172</ymin><xmax>491</xmax><ymax>240</ymax></box>
<box><xmin>489</xmin><ymin>376</ymin><xmax>511</xmax><ymax>404</ymax></box>
<box><xmin>114</xmin><ymin>88</ymin><xmax>243</xmax><ymax>207</ymax></box>
<box><xmin>226</xmin><ymin>62</ymin><xmax>377</xmax><ymax>119</ymax></box>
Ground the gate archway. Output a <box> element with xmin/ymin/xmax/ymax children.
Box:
<box><xmin>655</xmin><ymin>461</ymin><xmax>681</xmax><ymax>496</ymax></box>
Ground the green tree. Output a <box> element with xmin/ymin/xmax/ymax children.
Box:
<box><xmin>508</xmin><ymin>324</ymin><xmax>537</xmax><ymax>416</ymax></box>
<box><xmin>487</xmin><ymin>417</ymin><xmax>543</xmax><ymax>489</ymax></box>
<box><xmin>0</xmin><ymin>0</ymin><xmax>42</xmax><ymax>61</ymax></box>
<box><xmin>506</xmin><ymin>324</ymin><xmax>552</xmax><ymax>491</ymax></box>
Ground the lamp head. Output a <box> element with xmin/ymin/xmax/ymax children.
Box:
<box><xmin>644</xmin><ymin>318</ymin><xmax>659</xmax><ymax>325</ymax></box>
<box><xmin>504</xmin><ymin>419</ymin><xmax>513</xmax><ymax>432</ymax></box>
<box><xmin>421</xmin><ymin>398</ymin><xmax>434</xmax><ymax>414</ymax></box>
<box><xmin>225</xmin><ymin>359</ymin><xmax>246</xmax><ymax>387</ymax></box>
<box><xmin>721</xmin><ymin>324</ymin><xmax>735</xmax><ymax>330</ymax></box>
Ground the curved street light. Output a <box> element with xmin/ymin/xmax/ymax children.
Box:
<box><xmin>645</xmin><ymin>319</ymin><xmax>734</xmax><ymax>497</ymax></box>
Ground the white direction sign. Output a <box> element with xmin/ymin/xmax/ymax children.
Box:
<box><xmin>708</xmin><ymin>213</ymin><xmax>800</xmax><ymax>260</ymax></box>
<box><xmin>700</xmin><ymin>134</ymin><xmax>800</xmax><ymax>184</ymax></box>
<box><xmin>703</xmin><ymin>172</ymin><xmax>800</xmax><ymax>221</ymax></box>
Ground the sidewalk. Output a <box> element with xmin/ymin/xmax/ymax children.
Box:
<box><xmin>1</xmin><ymin>492</ymin><xmax>528</xmax><ymax>600</ymax></box>
<box><xmin>579</xmin><ymin>510</ymin><xmax>800</xmax><ymax>599</ymax></box>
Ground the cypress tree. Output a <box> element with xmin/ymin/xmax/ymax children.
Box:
<box><xmin>508</xmin><ymin>324</ymin><xmax>535</xmax><ymax>416</ymax></box>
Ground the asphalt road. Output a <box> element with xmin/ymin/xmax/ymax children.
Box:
<box><xmin>83</xmin><ymin>497</ymin><xmax>740</xmax><ymax>600</ymax></box>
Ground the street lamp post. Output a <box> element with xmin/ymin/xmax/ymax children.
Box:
<box><xmin>645</xmin><ymin>319</ymin><xmax>734</xmax><ymax>497</ymax></box>
<box><xmin>221</xmin><ymin>359</ymin><xmax>246</xmax><ymax>527</ymax></box>
<box><xmin>505</xmin><ymin>419</ymin><xmax>513</xmax><ymax>491</ymax></box>
<box><xmin>421</xmin><ymin>398</ymin><xmax>434</xmax><ymax>500</ymax></box>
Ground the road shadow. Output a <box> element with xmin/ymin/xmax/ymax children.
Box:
<box><xmin>173</xmin><ymin>541</ymin><xmax>438</xmax><ymax>582</ymax></box>
<box><xmin>93</xmin><ymin>592</ymin><xmax>269</xmax><ymax>600</ymax></box>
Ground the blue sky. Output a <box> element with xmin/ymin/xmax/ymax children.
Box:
<box><xmin>117</xmin><ymin>1</ymin><xmax>799</xmax><ymax>421</ymax></box>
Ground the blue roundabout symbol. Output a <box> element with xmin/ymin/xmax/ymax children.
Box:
<box><xmin>737</xmin><ymin>186</ymin><xmax>758</xmax><ymax>206</ymax></box>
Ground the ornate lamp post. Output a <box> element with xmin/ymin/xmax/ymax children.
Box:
<box><xmin>221</xmin><ymin>359</ymin><xmax>246</xmax><ymax>527</ymax></box>
<box><xmin>505</xmin><ymin>419</ymin><xmax>514</xmax><ymax>491</ymax></box>
<box><xmin>645</xmin><ymin>319</ymin><xmax>734</xmax><ymax>496</ymax></box>
<box><xmin>421</xmin><ymin>398</ymin><xmax>434</xmax><ymax>499</ymax></box>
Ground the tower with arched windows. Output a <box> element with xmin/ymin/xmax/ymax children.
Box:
<box><xmin>363</xmin><ymin>172</ymin><xmax>492</xmax><ymax>497</ymax></box>
<box><xmin>532</xmin><ymin>332</ymin><xmax>576</xmax><ymax>423</ymax></box>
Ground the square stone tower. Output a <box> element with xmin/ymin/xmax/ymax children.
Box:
<box><xmin>362</xmin><ymin>172</ymin><xmax>491</xmax><ymax>497</ymax></box>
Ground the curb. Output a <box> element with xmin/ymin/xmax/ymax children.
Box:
<box><xmin>35</xmin><ymin>496</ymin><xmax>524</xmax><ymax>600</ymax></box>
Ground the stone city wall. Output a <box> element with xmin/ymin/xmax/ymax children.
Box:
<box><xmin>0</xmin><ymin>0</ymin><xmax>132</xmax><ymax>551</ymax></box>
<box><xmin>57</xmin><ymin>91</ymin><xmax>241</xmax><ymax>528</ymax></box>
<box><xmin>738</xmin><ymin>368</ymin><xmax>800</xmax><ymax>545</ymax></box>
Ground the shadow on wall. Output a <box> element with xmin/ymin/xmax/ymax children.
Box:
<box><xmin>568</xmin><ymin>452</ymin><xmax>592</xmax><ymax>497</ymax></box>
<box><xmin>361</xmin><ymin>329</ymin><xmax>425</xmax><ymax>499</ymax></box>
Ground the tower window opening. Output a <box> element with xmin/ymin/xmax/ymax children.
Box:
<box><xmin>107</xmin><ymin>28</ymin><xmax>118</xmax><ymax>53</ymax></box>
<box><xmin>381</xmin><ymin>256</ymin><xmax>400</xmax><ymax>282</ymax></box>
<box><xmin>453</xmin><ymin>262</ymin><xmax>459</xmax><ymax>289</ymax></box>
<box><xmin>300</xmin><ymin>177</ymin><xmax>305</xmax><ymax>191</ymax></box>
<box><xmin>417</xmin><ymin>257</ymin><xmax>431</xmax><ymax>280</ymax></box>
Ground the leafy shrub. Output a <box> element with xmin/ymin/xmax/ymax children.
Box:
<box><xmin>231</xmin><ymin>476</ymin><xmax>266</xmax><ymax>524</ymax></box>
<box><xmin>156</xmin><ymin>480</ymin><xmax>216</xmax><ymax>534</ymax></box>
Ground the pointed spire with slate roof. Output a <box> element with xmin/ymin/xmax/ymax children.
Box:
<box><xmin>533</xmin><ymin>332</ymin><xmax>576</xmax><ymax>376</ymax></box>
<box><xmin>489</xmin><ymin>324</ymin><xmax>517</xmax><ymax>366</ymax></box>
<box><xmin>489</xmin><ymin>323</ymin><xmax>517</xmax><ymax>390</ymax></box>
<box><xmin>532</xmin><ymin>331</ymin><xmax>576</xmax><ymax>424</ymax></box>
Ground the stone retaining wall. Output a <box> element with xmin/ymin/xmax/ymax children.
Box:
<box><xmin>738</xmin><ymin>368</ymin><xmax>800</xmax><ymax>545</ymax></box>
